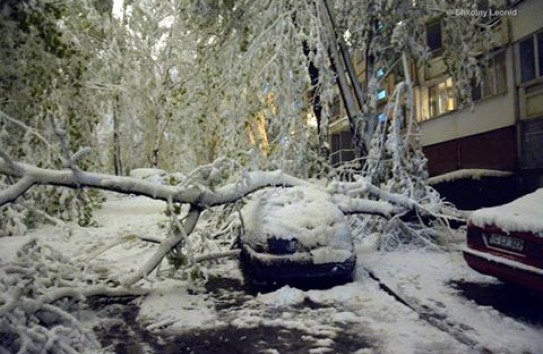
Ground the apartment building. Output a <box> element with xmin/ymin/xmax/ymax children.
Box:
<box><xmin>329</xmin><ymin>0</ymin><xmax>543</xmax><ymax>206</ymax></box>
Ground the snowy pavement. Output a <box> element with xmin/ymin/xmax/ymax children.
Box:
<box><xmin>1</xmin><ymin>196</ymin><xmax>542</xmax><ymax>354</ymax></box>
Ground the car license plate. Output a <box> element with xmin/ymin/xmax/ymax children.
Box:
<box><xmin>488</xmin><ymin>234</ymin><xmax>524</xmax><ymax>252</ymax></box>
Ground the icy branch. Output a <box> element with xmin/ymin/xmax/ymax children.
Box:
<box><xmin>192</xmin><ymin>249</ymin><xmax>241</xmax><ymax>264</ymax></box>
<box><xmin>0</xmin><ymin>111</ymin><xmax>59</xmax><ymax>155</ymax></box>
<box><xmin>37</xmin><ymin>285</ymin><xmax>152</xmax><ymax>304</ymax></box>
<box><xmin>0</xmin><ymin>159</ymin><xmax>310</xmax><ymax>209</ymax></box>
<box><xmin>0</xmin><ymin>176</ymin><xmax>34</xmax><ymax>206</ymax></box>
<box><xmin>123</xmin><ymin>206</ymin><xmax>201</xmax><ymax>287</ymax></box>
<box><xmin>331</xmin><ymin>194</ymin><xmax>400</xmax><ymax>217</ymax></box>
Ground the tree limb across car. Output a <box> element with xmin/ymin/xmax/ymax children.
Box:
<box><xmin>0</xmin><ymin>154</ymin><xmax>465</xmax><ymax>287</ymax></box>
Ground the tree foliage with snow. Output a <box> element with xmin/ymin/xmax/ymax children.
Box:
<box><xmin>0</xmin><ymin>1</ymin><xmax>500</xmax><ymax>350</ymax></box>
<box><xmin>0</xmin><ymin>0</ymin><xmax>111</xmax><ymax>234</ymax></box>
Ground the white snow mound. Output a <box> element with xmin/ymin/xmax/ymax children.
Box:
<box><xmin>241</xmin><ymin>186</ymin><xmax>354</xmax><ymax>263</ymax></box>
<box><xmin>470</xmin><ymin>188</ymin><xmax>543</xmax><ymax>237</ymax></box>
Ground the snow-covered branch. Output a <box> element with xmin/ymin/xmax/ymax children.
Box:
<box><xmin>0</xmin><ymin>159</ymin><xmax>311</xmax><ymax>209</ymax></box>
<box><xmin>0</xmin><ymin>176</ymin><xmax>34</xmax><ymax>206</ymax></box>
<box><xmin>331</xmin><ymin>194</ymin><xmax>401</xmax><ymax>217</ymax></box>
<box><xmin>123</xmin><ymin>206</ymin><xmax>201</xmax><ymax>287</ymax></box>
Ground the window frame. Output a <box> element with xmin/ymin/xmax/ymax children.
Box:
<box><xmin>517</xmin><ymin>30</ymin><xmax>543</xmax><ymax>85</ymax></box>
<box><xmin>428</xmin><ymin>77</ymin><xmax>457</xmax><ymax>118</ymax></box>
<box><xmin>472</xmin><ymin>49</ymin><xmax>508</xmax><ymax>101</ymax></box>
<box><xmin>426</xmin><ymin>19</ymin><xmax>443</xmax><ymax>55</ymax></box>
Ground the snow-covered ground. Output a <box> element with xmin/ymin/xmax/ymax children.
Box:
<box><xmin>1</xmin><ymin>195</ymin><xmax>542</xmax><ymax>354</ymax></box>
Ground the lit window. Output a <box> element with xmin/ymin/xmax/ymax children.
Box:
<box><xmin>429</xmin><ymin>77</ymin><xmax>456</xmax><ymax>117</ymax></box>
<box><xmin>472</xmin><ymin>50</ymin><xmax>507</xmax><ymax>100</ymax></box>
<box><xmin>518</xmin><ymin>31</ymin><xmax>543</xmax><ymax>83</ymax></box>
<box><xmin>426</xmin><ymin>20</ymin><xmax>442</xmax><ymax>53</ymax></box>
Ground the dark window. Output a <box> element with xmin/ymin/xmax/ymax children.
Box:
<box><xmin>392</xmin><ymin>62</ymin><xmax>406</xmax><ymax>84</ymax></box>
<box><xmin>495</xmin><ymin>51</ymin><xmax>507</xmax><ymax>93</ymax></box>
<box><xmin>426</xmin><ymin>21</ymin><xmax>442</xmax><ymax>53</ymax></box>
<box><xmin>329</xmin><ymin>130</ymin><xmax>355</xmax><ymax>166</ymax></box>
<box><xmin>471</xmin><ymin>79</ymin><xmax>482</xmax><ymax>101</ymax></box>
<box><xmin>472</xmin><ymin>50</ymin><xmax>507</xmax><ymax>101</ymax></box>
<box><xmin>330</xmin><ymin>97</ymin><xmax>340</xmax><ymax>121</ymax></box>
<box><xmin>519</xmin><ymin>37</ymin><xmax>536</xmax><ymax>82</ymax></box>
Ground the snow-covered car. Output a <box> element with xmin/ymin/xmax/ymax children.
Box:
<box><xmin>239</xmin><ymin>186</ymin><xmax>356</xmax><ymax>285</ymax></box>
<box><xmin>463</xmin><ymin>188</ymin><xmax>543</xmax><ymax>294</ymax></box>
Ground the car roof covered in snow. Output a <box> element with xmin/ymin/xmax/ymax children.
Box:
<box><xmin>470</xmin><ymin>188</ymin><xmax>543</xmax><ymax>237</ymax></box>
<box><xmin>241</xmin><ymin>186</ymin><xmax>353</xmax><ymax>250</ymax></box>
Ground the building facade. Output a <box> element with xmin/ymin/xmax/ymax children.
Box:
<box><xmin>329</xmin><ymin>0</ymin><xmax>543</xmax><ymax>206</ymax></box>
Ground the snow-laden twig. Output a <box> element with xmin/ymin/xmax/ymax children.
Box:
<box><xmin>330</xmin><ymin>193</ymin><xmax>399</xmax><ymax>217</ymax></box>
<box><xmin>0</xmin><ymin>286</ymin><xmax>22</xmax><ymax>317</ymax></box>
<box><xmin>37</xmin><ymin>285</ymin><xmax>151</xmax><ymax>304</ymax></box>
<box><xmin>0</xmin><ymin>150</ymin><xmax>18</xmax><ymax>172</ymax></box>
<box><xmin>0</xmin><ymin>111</ymin><xmax>59</xmax><ymax>155</ymax></box>
<box><xmin>0</xmin><ymin>239</ymin><xmax>109</xmax><ymax>353</ymax></box>
<box><xmin>0</xmin><ymin>176</ymin><xmax>35</xmax><ymax>206</ymax></box>
<box><xmin>192</xmin><ymin>249</ymin><xmax>240</xmax><ymax>264</ymax></box>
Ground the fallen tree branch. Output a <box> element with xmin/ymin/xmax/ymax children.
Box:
<box><xmin>192</xmin><ymin>249</ymin><xmax>240</xmax><ymax>264</ymax></box>
<box><xmin>331</xmin><ymin>194</ymin><xmax>401</xmax><ymax>217</ymax></box>
<box><xmin>123</xmin><ymin>206</ymin><xmax>201</xmax><ymax>287</ymax></box>
<box><xmin>1</xmin><ymin>156</ymin><xmax>462</xmax><ymax>288</ymax></box>
<box><xmin>37</xmin><ymin>285</ymin><xmax>152</xmax><ymax>304</ymax></box>
<box><xmin>0</xmin><ymin>159</ymin><xmax>310</xmax><ymax>209</ymax></box>
<box><xmin>329</xmin><ymin>178</ymin><xmax>468</xmax><ymax>222</ymax></box>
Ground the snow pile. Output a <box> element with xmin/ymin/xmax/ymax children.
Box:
<box><xmin>470</xmin><ymin>188</ymin><xmax>543</xmax><ymax>236</ymax></box>
<box><xmin>138</xmin><ymin>282</ymin><xmax>219</xmax><ymax>332</ymax></box>
<box><xmin>241</xmin><ymin>186</ymin><xmax>354</xmax><ymax>262</ymax></box>
<box><xmin>428</xmin><ymin>169</ymin><xmax>513</xmax><ymax>185</ymax></box>
<box><xmin>255</xmin><ymin>285</ymin><xmax>305</xmax><ymax>307</ymax></box>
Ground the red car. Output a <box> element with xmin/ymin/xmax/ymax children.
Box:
<box><xmin>463</xmin><ymin>188</ymin><xmax>543</xmax><ymax>294</ymax></box>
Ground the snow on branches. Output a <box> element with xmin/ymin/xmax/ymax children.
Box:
<box><xmin>0</xmin><ymin>146</ymin><xmax>464</xmax><ymax>283</ymax></box>
<box><xmin>0</xmin><ymin>239</ymin><xmax>108</xmax><ymax>353</ymax></box>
